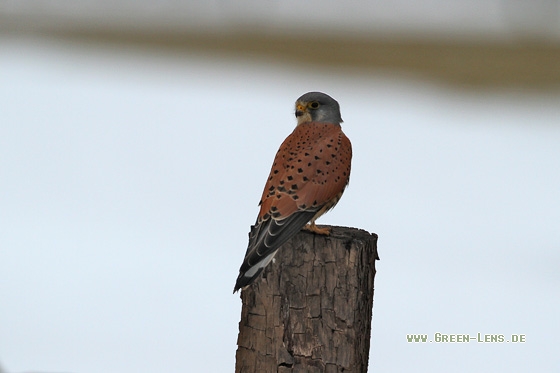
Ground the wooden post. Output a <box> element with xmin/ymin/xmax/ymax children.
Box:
<box><xmin>235</xmin><ymin>226</ymin><xmax>379</xmax><ymax>373</ymax></box>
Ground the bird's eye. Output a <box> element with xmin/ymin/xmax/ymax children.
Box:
<box><xmin>309</xmin><ymin>101</ymin><xmax>320</xmax><ymax>109</ymax></box>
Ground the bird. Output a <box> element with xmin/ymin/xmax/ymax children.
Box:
<box><xmin>233</xmin><ymin>92</ymin><xmax>352</xmax><ymax>293</ymax></box>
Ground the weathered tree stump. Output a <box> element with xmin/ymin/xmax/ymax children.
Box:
<box><xmin>235</xmin><ymin>226</ymin><xmax>379</xmax><ymax>373</ymax></box>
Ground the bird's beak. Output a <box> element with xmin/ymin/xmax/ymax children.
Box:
<box><xmin>295</xmin><ymin>103</ymin><xmax>306</xmax><ymax>117</ymax></box>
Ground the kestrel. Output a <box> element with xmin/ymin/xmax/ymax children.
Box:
<box><xmin>233</xmin><ymin>92</ymin><xmax>352</xmax><ymax>293</ymax></box>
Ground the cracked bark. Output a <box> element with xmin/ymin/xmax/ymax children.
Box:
<box><xmin>235</xmin><ymin>226</ymin><xmax>379</xmax><ymax>373</ymax></box>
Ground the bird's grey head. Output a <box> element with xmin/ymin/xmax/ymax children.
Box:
<box><xmin>294</xmin><ymin>92</ymin><xmax>343</xmax><ymax>126</ymax></box>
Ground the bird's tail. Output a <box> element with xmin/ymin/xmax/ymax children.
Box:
<box><xmin>233</xmin><ymin>250</ymin><xmax>278</xmax><ymax>293</ymax></box>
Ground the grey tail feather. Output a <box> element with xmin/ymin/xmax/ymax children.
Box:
<box><xmin>233</xmin><ymin>250</ymin><xmax>278</xmax><ymax>293</ymax></box>
<box><xmin>233</xmin><ymin>268</ymin><xmax>264</xmax><ymax>293</ymax></box>
<box><xmin>233</xmin><ymin>210</ymin><xmax>318</xmax><ymax>293</ymax></box>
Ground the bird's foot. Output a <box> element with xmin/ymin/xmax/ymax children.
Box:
<box><xmin>303</xmin><ymin>223</ymin><xmax>331</xmax><ymax>235</ymax></box>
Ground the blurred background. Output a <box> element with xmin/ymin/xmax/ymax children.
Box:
<box><xmin>1</xmin><ymin>1</ymin><xmax>559</xmax><ymax>372</ymax></box>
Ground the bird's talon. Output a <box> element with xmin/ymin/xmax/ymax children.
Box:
<box><xmin>303</xmin><ymin>223</ymin><xmax>331</xmax><ymax>235</ymax></box>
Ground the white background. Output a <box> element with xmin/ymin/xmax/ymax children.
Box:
<box><xmin>1</xmin><ymin>35</ymin><xmax>559</xmax><ymax>372</ymax></box>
